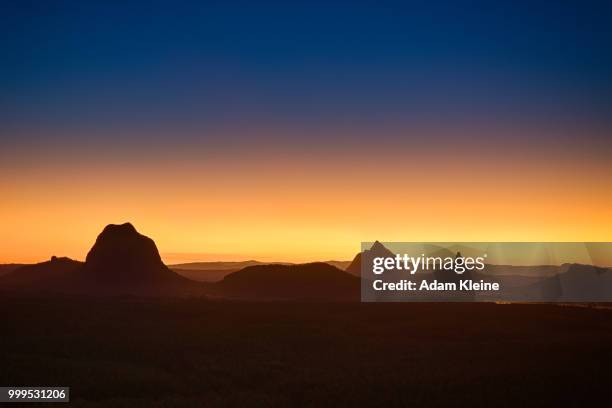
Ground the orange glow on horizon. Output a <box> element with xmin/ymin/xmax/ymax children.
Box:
<box><xmin>2</xmin><ymin>126</ymin><xmax>612</xmax><ymax>264</ymax></box>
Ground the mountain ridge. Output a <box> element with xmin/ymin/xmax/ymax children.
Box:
<box><xmin>0</xmin><ymin>223</ymin><xmax>358</xmax><ymax>299</ymax></box>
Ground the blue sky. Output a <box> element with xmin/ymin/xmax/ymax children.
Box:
<box><xmin>1</xmin><ymin>0</ymin><xmax>610</xmax><ymax>135</ymax></box>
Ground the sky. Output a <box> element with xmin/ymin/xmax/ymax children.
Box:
<box><xmin>1</xmin><ymin>1</ymin><xmax>611</xmax><ymax>263</ymax></box>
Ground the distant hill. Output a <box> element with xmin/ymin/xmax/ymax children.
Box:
<box><xmin>541</xmin><ymin>263</ymin><xmax>612</xmax><ymax>302</ymax></box>
<box><xmin>171</xmin><ymin>268</ymin><xmax>239</xmax><ymax>283</ymax></box>
<box><xmin>170</xmin><ymin>260</ymin><xmax>289</xmax><ymax>271</ymax></box>
<box><xmin>170</xmin><ymin>260</ymin><xmax>291</xmax><ymax>282</ymax></box>
<box><xmin>1</xmin><ymin>257</ymin><xmax>82</xmax><ymax>287</ymax></box>
<box><xmin>212</xmin><ymin>262</ymin><xmax>359</xmax><ymax>300</ymax></box>
<box><xmin>473</xmin><ymin>263</ymin><xmax>612</xmax><ymax>301</ymax></box>
<box><xmin>171</xmin><ymin>260</ymin><xmax>351</xmax><ymax>282</ymax></box>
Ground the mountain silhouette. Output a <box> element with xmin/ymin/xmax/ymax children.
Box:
<box><xmin>0</xmin><ymin>223</ymin><xmax>203</xmax><ymax>296</ymax></box>
<box><xmin>541</xmin><ymin>263</ymin><xmax>612</xmax><ymax>301</ymax></box>
<box><xmin>0</xmin><ymin>223</ymin><xmax>359</xmax><ymax>299</ymax></box>
<box><xmin>213</xmin><ymin>262</ymin><xmax>359</xmax><ymax>300</ymax></box>
<box><xmin>346</xmin><ymin>241</ymin><xmax>394</xmax><ymax>276</ymax></box>
<box><xmin>171</xmin><ymin>260</ymin><xmax>351</xmax><ymax>282</ymax></box>
<box><xmin>83</xmin><ymin>223</ymin><xmax>176</xmax><ymax>282</ymax></box>
<box><xmin>4</xmin><ymin>225</ymin><xmax>612</xmax><ymax>301</ymax></box>
<box><xmin>74</xmin><ymin>223</ymin><xmax>202</xmax><ymax>295</ymax></box>
<box><xmin>1</xmin><ymin>256</ymin><xmax>82</xmax><ymax>288</ymax></box>
<box><xmin>170</xmin><ymin>260</ymin><xmax>293</xmax><ymax>282</ymax></box>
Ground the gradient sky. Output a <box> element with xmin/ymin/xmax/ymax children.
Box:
<box><xmin>1</xmin><ymin>1</ymin><xmax>611</xmax><ymax>263</ymax></box>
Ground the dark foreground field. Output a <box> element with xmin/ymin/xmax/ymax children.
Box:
<box><xmin>1</xmin><ymin>298</ymin><xmax>612</xmax><ymax>407</ymax></box>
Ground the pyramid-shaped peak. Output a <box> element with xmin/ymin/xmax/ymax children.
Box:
<box><xmin>370</xmin><ymin>241</ymin><xmax>385</xmax><ymax>251</ymax></box>
<box><xmin>369</xmin><ymin>241</ymin><xmax>394</xmax><ymax>256</ymax></box>
<box><xmin>346</xmin><ymin>241</ymin><xmax>395</xmax><ymax>276</ymax></box>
